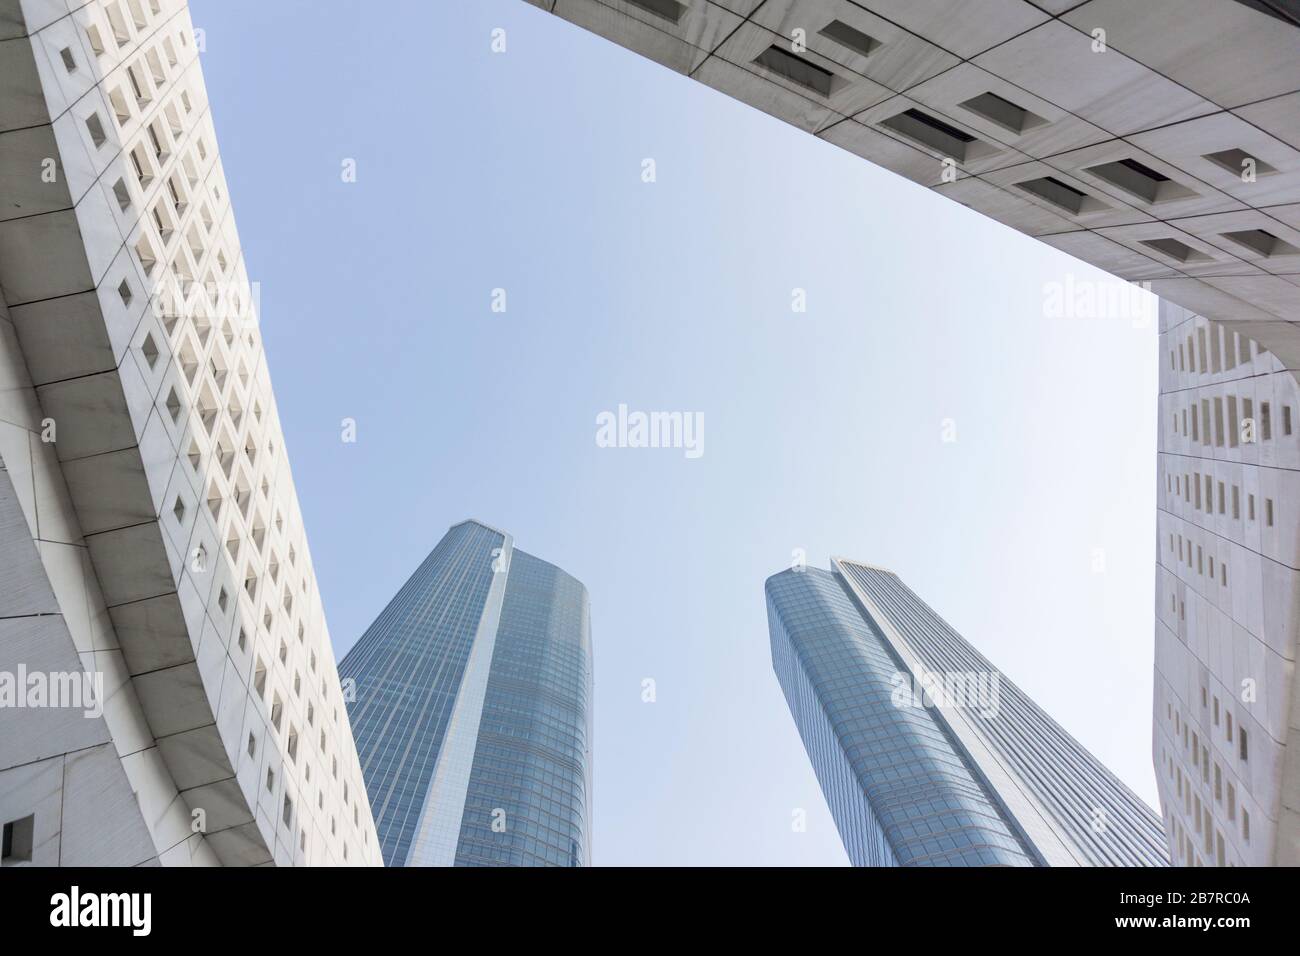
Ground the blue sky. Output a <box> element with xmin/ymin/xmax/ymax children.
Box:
<box><xmin>193</xmin><ymin>0</ymin><xmax>1159</xmax><ymax>865</ymax></box>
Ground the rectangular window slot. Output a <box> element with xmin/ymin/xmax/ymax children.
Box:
<box><xmin>1204</xmin><ymin>148</ymin><xmax>1277</xmax><ymax>178</ymax></box>
<box><xmin>145</xmin><ymin>48</ymin><xmax>165</xmax><ymax>87</ymax></box>
<box><xmin>106</xmin><ymin>4</ymin><xmax>130</xmax><ymax>47</ymax></box>
<box><xmin>753</xmin><ymin>45</ymin><xmax>838</xmax><ymax>98</ymax></box>
<box><xmin>234</xmin><ymin>475</ymin><xmax>251</xmax><ymax>518</ymax></box>
<box><xmin>1013</xmin><ymin>175</ymin><xmax>1106</xmax><ymax>215</ymax></box>
<box><xmin>135</xmin><ymin>235</ymin><xmax>157</xmax><ymax>275</ymax></box>
<box><xmin>167</xmin><ymin>175</ymin><xmax>187</xmax><ymax>215</ymax></box>
<box><xmin>1221</xmin><ymin>229</ymin><xmax>1299</xmax><ymax>258</ymax></box>
<box><xmin>818</xmin><ymin>20</ymin><xmax>879</xmax><ymax>59</ymax></box>
<box><xmin>624</xmin><ymin>0</ymin><xmax>686</xmax><ymax>23</ymax></box>
<box><xmin>126</xmin><ymin>0</ymin><xmax>147</xmax><ymax>31</ymax></box>
<box><xmin>85</xmin><ymin>113</ymin><xmax>107</xmax><ymax>149</ymax></box>
<box><xmin>880</xmin><ymin>108</ymin><xmax>989</xmax><ymax>163</ymax></box>
<box><xmin>165</xmin><ymin>104</ymin><xmax>184</xmax><ymax>140</ymax></box>
<box><xmin>130</xmin><ymin>144</ymin><xmax>152</xmax><ymax>187</ymax></box>
<box><xmin>1083</xmin><ymin>157</ymin><xmax>1196</xmax><ymax>204</ymax></box>
<box><xmin>151</xmin><ymin>201</ymin><xmax>173</xmax><ymax>242</ymax></box>
<box><xmin>140</xmin><ymin>335</ymin><xmax>160</xmax><ymax>374</ymax></box>
<box><xmin>108</xmin><ymin>86</ymin><xmax>131</xmax><ymax>126</ymax></box>
<box><xmin>1140</xmin><ymin>237</ymin><xmax>1210</xmax><ymax>264</ymax></box>
<box><xmin>147</xmin><ymin>122</ymin><xmax>167</xmax><ymax>161</ymax></box>
<box><xmin>957</xmin><ymin>91</ymin><xmax>1046</xmax><ymax>135</ymax></box>
<box><xmin>2</xmin><ymin>814</ymin><xmax>35</xmax><ymax>865</ymax></box>
<box><xmin>126</xmin><ymin>65</ymin><xmax>149</xmax><ymax>106</ymax></box>
<box><xmin>112</xmin><ymin>178</ymin><xmax>132</xmax><ymax>212</ymax></box>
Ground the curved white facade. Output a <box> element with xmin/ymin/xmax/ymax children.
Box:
<box><xmin>0</xmin><ymin>0</ymin><xmax>379</xmax><ymax>866</ymax></box>
<box><xmin>1154</xmin><ymin>298</ymin><xmax>1300</xmax><ymax>866</ymax></box>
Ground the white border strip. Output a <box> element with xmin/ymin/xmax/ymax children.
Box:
<box><xmin>404</xmin><ymin>533</ymin><xmax>514</xmax><ymax>867</ymax></box>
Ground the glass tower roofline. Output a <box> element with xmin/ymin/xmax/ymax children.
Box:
<box><xmin>340</xmin><ymin>519</ymin><xmax>593</xmax><ymax>867</ymax></box>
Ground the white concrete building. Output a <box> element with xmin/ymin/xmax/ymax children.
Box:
<box><xmin>1155</xmin><ymin>299</ymin><xmax>1300</xmax><ymax>866</ymax></box>
<box><xmin>0</xmin><ymin>0</ymin><xmax>380</xmax><ymax>866</ymax></box>
<box><xmin>527</xmin><ymin>0</ymin><xmax>1300</xmax><ymax>864</ymax></box>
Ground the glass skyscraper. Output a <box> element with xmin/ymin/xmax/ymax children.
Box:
<box><xmin>768</xmin><ymin>558</ymin><xmax>1167</xmax><ymax>866</ymax></box>
<box><xmin>339</xmin><ymin>520</ymin><xmax>593</xmax><ymax>866</ymax></box>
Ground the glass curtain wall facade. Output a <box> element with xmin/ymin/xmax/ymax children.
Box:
<box><xmin>454</xmin><ymin>550</ymin><xmax>594</xmax><ymax>866</ymax></box>
<box><xmin>769</xmin><ymin>567</ymin><xmax>1039</xmax><ymax>866</ymax></box>
<box><xmin>339</xmin><ymin>520</ymin><xmax>593</xmax><ymax>866</ymax></box>
<box><xmin>768</xmin><ymin>560</ymin><xmax>1168</xmax><ymax>866</ymax></box>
